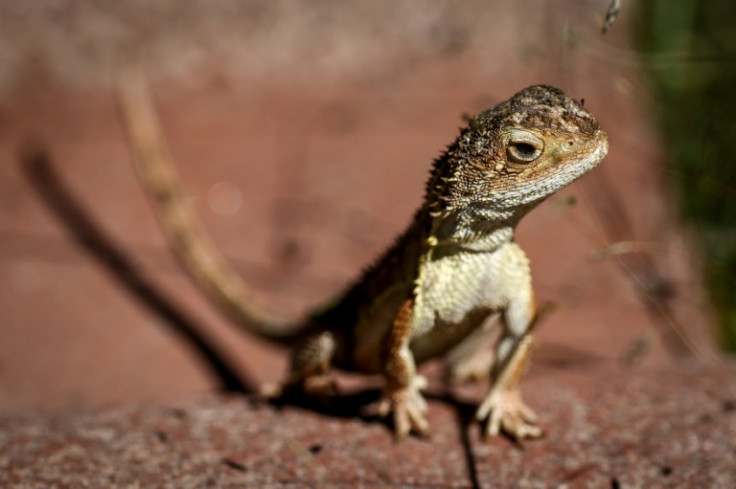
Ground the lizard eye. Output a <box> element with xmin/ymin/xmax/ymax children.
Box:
<box><xmin>506</xmin><ymin>131</ymin><xmax>544</xmax><ymax>164</ymax></box>
<box><xmin>509</xmin><ymin>142</ymin><xmax>538</xmax><ymax>160</ymax></box>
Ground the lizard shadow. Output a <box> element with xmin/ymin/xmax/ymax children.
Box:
<box><xmin>19</xmin><ymin>141</ymin><xmax>443</xmax><ymax>431</ymax></box>
<box><xmin>20</xmin><ymin>142</ymin><xmax>257</xmax><ymax>395</ymax></box>
<box><xmin>264</xmin><ymin>386</ymin><xmax>384</xmax><ymax>422</ymax></box>
<box><xmin>265</xmin><ymin>381</ymin><xmax>494</xmax><ymax>435</ymax></box>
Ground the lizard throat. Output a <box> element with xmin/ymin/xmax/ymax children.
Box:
<box><xmin>429</xmin><ymin>205</ymin><xmax>520</xmax><ymax>253</ymax></box>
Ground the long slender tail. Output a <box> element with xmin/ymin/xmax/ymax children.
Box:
<box><xmin>116</xmin><ymin>70</ymin><xmax>303</xmax><ymax>343</ymax></box>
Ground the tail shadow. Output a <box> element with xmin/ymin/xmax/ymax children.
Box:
<box><xmin>20</xmin><ymin>143</ymin><xmax>256</xmax><ymax>394</ymax></box>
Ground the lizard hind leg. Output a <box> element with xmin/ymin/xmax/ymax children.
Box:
<box><xmin>443</xmin><ymin>313</ymin><xmax>500</xmax><ymax>384</ymax></box>
<box><xmin>261</xmin><ymin>330</ymin><xmax>338</xmax><ymax>400</ymax></box>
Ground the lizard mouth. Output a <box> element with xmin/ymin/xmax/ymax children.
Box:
<box><xmin>587</xmin><ymin>129</ymin><xmax>609</xmax><ymax>167</ymax></box>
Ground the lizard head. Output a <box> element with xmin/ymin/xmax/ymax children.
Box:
<box><xmin>427</xmin><ymin>85</ymin><xmax>608</xmax><ymax>219</ymax></box>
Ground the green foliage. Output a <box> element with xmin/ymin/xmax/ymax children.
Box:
<box><xmin>637</xmin><ymin>0</ymin><xmax>736</xmax><ymax>351</ymax></box>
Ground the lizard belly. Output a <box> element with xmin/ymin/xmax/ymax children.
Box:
<box><xmin>345</xmin><ymin>242</ymin><xmax>529</xmax><ymax>372</ymax></box>
<box><xmin>410</xmin><ymin>242</ymin><xmax>528</xmax><ymax>363</ymax></box>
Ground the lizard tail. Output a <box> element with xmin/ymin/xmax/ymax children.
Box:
<box><xmin>116</xmin><ymin>70</ymin><xmax>303</xmax><ymax>343</ymax></box>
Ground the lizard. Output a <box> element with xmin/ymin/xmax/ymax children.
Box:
<box><xmin>117</xmin><ymin>77</ymin><xmax>608</xmax><ymax>441</ymax></box>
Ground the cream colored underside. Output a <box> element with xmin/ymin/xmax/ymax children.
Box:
<box><xmin>351</xmin><ymin>240</ymin><xmax>532</xmax><ymax>371</ymax></box>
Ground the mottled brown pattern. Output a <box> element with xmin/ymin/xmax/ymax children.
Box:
<box><xmin>425</xmin><ymin>85</ymin><xmax>602</xmax><ymax>217</ymax></box>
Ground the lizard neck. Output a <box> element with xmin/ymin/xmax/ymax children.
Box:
<box><xmin>426</xmin><ymin>203</ymin><xmax>531</xmax><ymax>253</ymax></box>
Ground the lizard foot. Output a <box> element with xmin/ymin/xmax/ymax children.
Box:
<box><xmin>376</xmin><ymin>375</ymin><xmax>429</xmax><ymax>439</ymax></box>
<box><xmin>260</xmin><ymin>375</ymin><xmax>339</xmax><ymax>404</ymax></box>
<box><xmin>475</xmin><ymin>388</ymin><xmax>542</xmax><ymax>441</ymax></box>
<box><xmin>259</xmin><ymin>382</ymin><xmax>284</xmax><ymax>399</ymax></box>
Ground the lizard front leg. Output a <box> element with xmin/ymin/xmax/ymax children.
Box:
<box><xmin>376</xmin><ymin>298</ymin><xmax>430</xmax><ymax>438</ymax></box>
<box><xmin>475</xmin><ymin>297</ymin><xmax>543</xmax><ymax>441</ymax></box>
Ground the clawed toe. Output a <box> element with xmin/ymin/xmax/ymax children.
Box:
<box><xmin>377</xmin><ymin>378</ymin><xmax>430</xmax><ymax>439</ymax></box>
<box><xmin>476</xmin><ymin>389</ymin><xmax>542</xmax><ymax>441</ymax></box>
<box><xmin>260</xmin><ymin>375</ymin><xmax>339</xmax><ymax>405</ymax></box>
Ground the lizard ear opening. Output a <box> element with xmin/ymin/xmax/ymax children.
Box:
<box><xmin>506</xmin><ymin>131</ymin><xmax>544</xmax><ymax>164</ymax></box>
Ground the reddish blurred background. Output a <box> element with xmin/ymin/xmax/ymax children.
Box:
<box><xmin>0</xmin><ymin>0</ymin><xmax>719</xmax><ymax>413</ymax></box>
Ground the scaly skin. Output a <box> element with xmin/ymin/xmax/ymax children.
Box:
<box><xmin>118</xmin><ymin>80</ymin><xmax>608</xmax><ymax>441</ymax></box>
